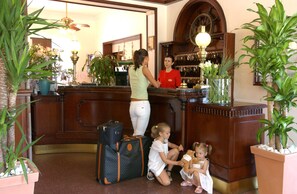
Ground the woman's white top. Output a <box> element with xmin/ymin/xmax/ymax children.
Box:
<box><xmin>148</xmin><ymin>139</ymin><xmax>168</xmax><ymax>176</ymax></box>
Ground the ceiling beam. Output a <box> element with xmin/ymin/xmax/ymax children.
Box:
<box><xmin>139</xmin><ymin>0</ymin><xmax>180</xmax><ymax>4</ymax></box>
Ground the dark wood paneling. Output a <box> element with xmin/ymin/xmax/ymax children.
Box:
<box><xmin>32</xmin><ymin>87</ymin><xmax>184</xmax><ymax>144</ymax></box>
<box><xmin>31</xmin><ymin>37</ymin><xmax>52</xmax><ymax>48</ymax></box>
<box><xmin>31</xmin><ymin>86</ymin><xmax>266</xmax><ymax>183</ymax></box>
<box><xmin>185</xmin><ymin>102</ymin><xmax>266</xmax><ymax>182</ymax></box>
<box><xmin>31</xmin><ymin>95</ymin><xmax>62</xmax><ymax>145</ymax></box>
<box><xmin>141</xmin><ymin>0</ymin><xmax>180</xmax><ymax>4</ymax></box>
<box><xmin>149</xmin><ymin>93</ymin><xmax>182</xmax><ymax>145</ymax></box>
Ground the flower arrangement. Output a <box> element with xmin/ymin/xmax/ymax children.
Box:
<box><xmin>199</xmin><ymin>57</ymin><xmax>234</xmax><ymax>104</ymax></box>
<box><xmin>28</xmin><ymin>44</ymin><xmax>61</xmax><ymax>78</ymax></box>
<box><xmin>199</xmin><ymin>57</ymin><xmax>233</xmax><ymax>79</ymax></box>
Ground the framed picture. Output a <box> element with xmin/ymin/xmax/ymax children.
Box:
<box><xmin>148</xmin><ymin>36</ymin><xmax>155</xmax><ymax>50</ymax></box>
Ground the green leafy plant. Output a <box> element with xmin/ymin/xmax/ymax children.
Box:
<box><xmin>0</xmin><ymin>0</ymin><xmax>61</xmax><ymax>177</ymax></box>
<box><xmin>0</xmin><ymin>106</ymin><xmax>43</xmax><ymax>183</ymax></box>
<box><xmin>239</xmin><ymin>0</ymin><xmax>297</xmax><ymax>151</ymax></box>
<box><xmin>82</xmin><ymin>52</ymin><xmax>118</xmax><ymax>85</ymax></box>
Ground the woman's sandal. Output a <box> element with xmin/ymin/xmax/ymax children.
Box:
<box><xmin>166</xmin><ymin>169</ymin><xmax>172</xmax><ymax>181</ymax></box>
<box><xmin>195</xmin><ymin>186</ymin><xmax>203</xmax><ymax>194</ymax></box>
<box><xmin>180</xmin><ymin>181</ymin><xmax>192</xmax><ymax>187</ymax></box>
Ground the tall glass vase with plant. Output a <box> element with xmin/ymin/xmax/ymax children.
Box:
<box><xmin>199</xmin><ymin>57</ymin><xmax>234</xmax><ymax>104</ymax></box>
<box><xmin>0</xmin><ymin>0</ymin><xmax>61</xmax><ymax>180</ymax></box>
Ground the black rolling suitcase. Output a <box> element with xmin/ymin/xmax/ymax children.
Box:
<box><xmin>97</xmin><ymin>120</ymin><xmax>123</xmax><ymax>145</ymax></box>
<box><xmin>96</xmin><ymin>136</ymin><xmax>152</xmax><ymax>185</ymax></box>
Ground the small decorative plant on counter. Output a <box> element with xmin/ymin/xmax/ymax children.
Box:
<box><xmin>199</xmin><ymin>57</ymin><xmax>234</xmax><ymax>104</ymax></box>
<box><xmin>28</xmin><ymin>44</ymin><xmax>61</xmax><ymax>95</ymax></box>
<box><xmin>28</xmin><ymin>44</ymin><xmax>61</xmax><ymax>79</ymax></box>
<box><xmin>82</xmin><ymin>52</ymin><xmax>118</xmax><ymax>85</ymax></box>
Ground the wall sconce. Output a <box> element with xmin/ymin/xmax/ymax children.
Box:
<box><xmin>195</xmin><ymin>25</ymin><xmax>211</xmax><ymax>85</ymax></box>
<box><xmin>70</xmin><ymin>40</ymin><xmax>80</xmax><ymax>86</ymax></box>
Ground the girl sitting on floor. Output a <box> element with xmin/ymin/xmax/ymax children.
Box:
<box><xmin>180</xmin><ymin>142</ymin><xmax>213</xmax><ymax>194</ymax></box>
<box><xmin>147</xmin><ymin>122</ymin><xmax>184</xmax><ymax>186</ymax></box>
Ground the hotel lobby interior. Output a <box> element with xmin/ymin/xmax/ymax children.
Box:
<box><xmin>3</xmin><ymin>0</ymin><xmax>297</xmax><ymax>193</ymax></box>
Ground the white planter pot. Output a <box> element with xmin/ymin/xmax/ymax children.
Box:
<box><xmin>0</xmin><ymin>163</ymin><xmax>39</xmax><ymax>194</ymax></box>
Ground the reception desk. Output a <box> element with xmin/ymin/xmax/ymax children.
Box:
<box><xmin>31</xmin><ymin>86</ymin><xmax>266</xmax><ymax>192</ymax></box>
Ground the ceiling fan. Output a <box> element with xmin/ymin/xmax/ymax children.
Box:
<box><xmin>60</xmin><ymin>3</ymin><xmax>90</xmax><ymax>31</ymax></box>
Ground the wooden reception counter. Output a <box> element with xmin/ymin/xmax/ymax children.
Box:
<box><xmin>31</xmin><ymin>86</ymin><xmax>266</xmax><ymax>191</ymax></box>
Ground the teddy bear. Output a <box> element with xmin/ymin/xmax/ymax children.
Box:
<box><xmin>181</xmin><ymin>149</ymin><xmax>195</xmax><ymax>173</ymax></box>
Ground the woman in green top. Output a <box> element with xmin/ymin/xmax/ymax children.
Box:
<box><xmin>129</xmin><ymin>49</ymin><xmax>160</xmax><ymax>136</ymax></box>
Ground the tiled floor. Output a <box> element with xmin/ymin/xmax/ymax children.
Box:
<box><xmin>33</xmin><ymin>153</ymin><xmax>257</xmax><ymax>194</ymax></box>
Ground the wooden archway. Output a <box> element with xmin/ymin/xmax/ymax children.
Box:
<box><xmin>173</xmin><ymin>0</ymin><xmax>227</xmax><ymax>43</ymax></box>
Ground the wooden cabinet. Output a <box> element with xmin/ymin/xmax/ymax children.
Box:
<box><xmin>160</xmin><ymin>33</ymin><xmax>235</xmax><ymax>88</ymax></box>
<box><xmin>160</xmin><ymin>0</ymin><xmax>235</xmax><ymax>95</ymax></box>
<box><xmin>31</xmin><ymin>95</ymin><xmax>62</xmax><ymax>145</ymax></box>
<box><xmin>185</xmin><ymin>102</ymin><xmax>266</xmax><ymax>182</ymax></box>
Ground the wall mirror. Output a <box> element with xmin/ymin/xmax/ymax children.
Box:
<box><xmin>28</xmin><ymin>0</ymin><xmax>157</xmax><ymax>85</ymax></box>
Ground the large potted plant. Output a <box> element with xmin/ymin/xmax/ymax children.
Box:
<box><xmin>240</xmin><ymin>0</ymin><xmax>297</xmax><ymax>193</ymax></box>
<box><xmin>0</xmin><ymin>0</ymin><xmax>60</xmax><ymax>193</ymax></box>
<box><xmin>0</xmin><ymin>106</ymin><xmax>42</xmax><ymax>193</ymax></box>
<box><xmin>83</xmin><ymin>52</ymin><xmax>118</xmax><ymax>85</ymax></box>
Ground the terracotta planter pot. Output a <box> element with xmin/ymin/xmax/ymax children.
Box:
<box><xmin>0</xmin><ymin>163</ymin><xmax>39</xmax><ymax>194</ymax></box>
<box><xmin>251</xmin><ymin>145</ymin><xmax>297</xmax><ymax>194</ymax></box>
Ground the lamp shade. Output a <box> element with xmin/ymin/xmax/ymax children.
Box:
<box><xmin>195</xmin><ymin>26</ymin><xmax>211</xmax><ymax>47</ymax></box>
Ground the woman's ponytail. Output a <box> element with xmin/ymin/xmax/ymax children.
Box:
<box><xmin>133</xmin><ymin>49</ymin><xmax>148</xmax><ymax>71</ymax></box>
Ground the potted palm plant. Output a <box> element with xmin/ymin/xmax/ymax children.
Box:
<box><xmin>0</xmin><ymin>106</ymin><xmax>42</xmax><ymax>193</ymax></box>
<box><xmin>83</xmin><ymin>52</ymin><xmax>118</xmax><ymax>85</ymax></box>
<box><xmin>239</xmin><ymin>0</ymin><xmax>297</xmax><ymax>193</ymax></box>
<box><xmin>0</xmin><ymin>0</ymin><xmax>60</xmax><ymax>193</ymax></box>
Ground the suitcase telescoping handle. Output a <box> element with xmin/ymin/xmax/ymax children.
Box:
<box><xmin>96</xmin><ymin>120</ymin><xmax>120</xmax><ymax>131</ymax></box>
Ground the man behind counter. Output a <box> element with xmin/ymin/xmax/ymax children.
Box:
<box><xmin>158</xmin><ymin>55</ymin><xmax>181</xmax><ymax>89</ymax></box>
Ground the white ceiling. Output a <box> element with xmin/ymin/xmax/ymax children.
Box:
<box><xmin>28</xmin><ymin>0</ymin><xmax>105</xmax><ymax>16</ymax></box>
<box><xmin>28</xmin><ymin>0</ymin><xmax>155</xmax><ymax>16</ymax></box>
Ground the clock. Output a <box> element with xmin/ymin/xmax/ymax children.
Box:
<box><xmin>189</xmin><ymin>12</ymin><xmax>215</xmax><ymax>46</ymax></box>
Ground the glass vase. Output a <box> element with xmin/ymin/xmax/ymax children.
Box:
<box><xmin>207</xmin><ymin>78</ymin><xmax>231</xmax><ymax>104</ymax></box>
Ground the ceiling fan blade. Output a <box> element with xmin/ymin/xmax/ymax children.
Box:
<box><xmin>75</xmin><ymin>23</ymin><xmax>90</xmax><ymax>28</ymax></box>
<box><xmin>69</xmin><ymin>24</ymin><xmax>80</xmax><ymax>31</ymax></box>
<box><xmin>59</xmin><ymin>2</ymin><xmax>90</xmax><ymax>31</ymax></box>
